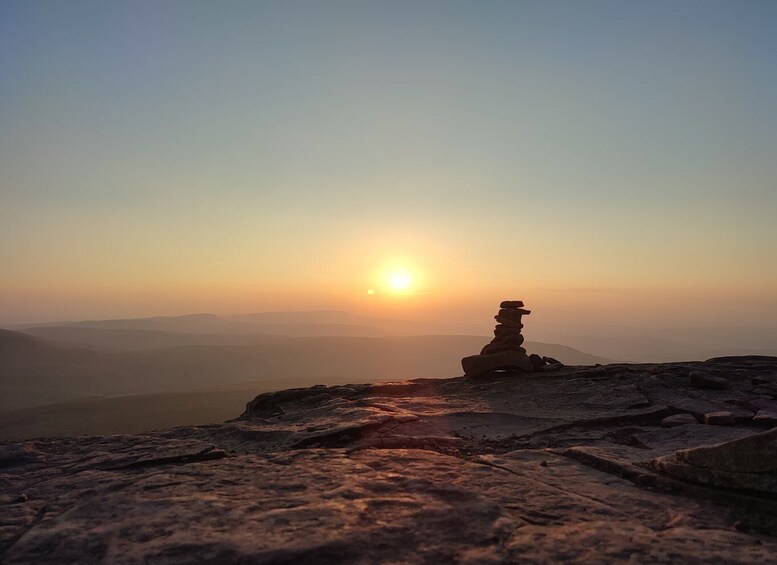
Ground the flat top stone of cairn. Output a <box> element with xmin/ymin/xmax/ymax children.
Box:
<box><xmin>500</xmin><ymin>300</ymin><xmax>524</xmax><ymax>309</ymax></box>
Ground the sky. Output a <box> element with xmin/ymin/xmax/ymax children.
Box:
<box><xmin>1</xmin><ymin>0</ymin><xmax>776</xmax><ymax>328</ymax></box>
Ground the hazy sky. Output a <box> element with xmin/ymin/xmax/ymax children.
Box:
<box><xmin>2</xmin><ymin>1</ymin><xmax>776</xmax><ymax>327</ymax></box>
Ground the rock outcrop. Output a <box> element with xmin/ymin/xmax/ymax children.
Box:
<box><xmin>2</xmin><ymin>356</ymin><xmax>777</xmax><ymax>563</ymax></box>
<box><xmin>652</xmin><ymin>426</ymin><xmax>777</xmax><ymax>493</ymax></box>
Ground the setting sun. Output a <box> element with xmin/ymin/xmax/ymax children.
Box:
<box><xmin>369</xmin><ymin>261</ymin><xmax>424</xmax><ymax>297</ymax></box>
<box><xmin>387</xmin><ymin>270</ymin><xmax>412</xmax><ymax>292</ymax></box>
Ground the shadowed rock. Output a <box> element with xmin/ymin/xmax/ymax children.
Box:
<box><xmin>754</xmin><ymin>410</ymin><xmax>777</xmax><ymax>426</ymax></box>
<box><xmin>652</xmin><ymin>427</ymin><xmax>777</xmax><ymax>493</ymax></box>
<box><xmin>689</xmin><ymin>371</ymin><xmax>730</xmax><ymax>390</ymax></box>
<box><xmin>704</xmin><ymin>411</ymin><xmax>736</xmax><ymax>425</ymax></box>
<box><xmin>661</xmin><ymin>413</ymin><xmax>698</xmax><ymax>428</ymax></box>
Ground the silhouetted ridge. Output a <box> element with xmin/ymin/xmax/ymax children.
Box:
<box><xmin>0</xmin><ymin>329</ymin><xmax>93</xmax><ymax>364</ymax></box>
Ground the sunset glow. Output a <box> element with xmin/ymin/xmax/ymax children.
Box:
<box><xmin>371</xmin><ymin>260</ymin><xmax>424</xmax><ymax>298</ymax></box>
<box><xmin>387</xmin><ymin>271</ymin><xmax>413</xmax><ymax>293</ymax></box>
<box><xmin>0</xmin><ymin>2</ymin><xmax>775</xmax><ymax>332</ymax></box>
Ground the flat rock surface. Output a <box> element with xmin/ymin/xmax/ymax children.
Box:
<box><xmin>2</xmin><ymin>356</ymin><xmax>777</xmax><ymax>563</ymax></box>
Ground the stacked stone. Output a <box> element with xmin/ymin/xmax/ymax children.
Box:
<box><xmin>461</xmin><ymin>300</ymin><xmax>534</xmax><ymax>375</ymax></box>
<box><xmin>480</xmin><ymin>300</ymin><xmax>529</xmax><ymax>355</ymax></box>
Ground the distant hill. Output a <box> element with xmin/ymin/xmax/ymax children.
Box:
<box><xmin>21</xmin><ymin>326</ymin><xmax>383</xmax><ymax>350</ymax></box>
<box><xmin>0</xmin><ymin>388</ymin><xmax>260</xmax><ymax>440</ymax></box>
<box><xmin>13</xmin><ymin>313</ymin><xmax>777</xmax><ymax>362</ymax></box>
<box><xmin>14</xmin><ymin>310</ymin><xmax>486</xmax><ymax>338</ymax></box>
<box><xmin>225</xmin><ymin>310</ymin><xmax>395</xmax><ymax>325</ymax></box>
<box><xmin>0</xmin><ymin>329</ymin><xmax>123</xmax><ymax>409</ymax></box>
<box><xmin>65</xmin><ymin>313</ymin><xmax>223</xmax><ymax>331</ymax></box>
<box><xmin>0</xmin><ymin>330</ymin><xmax>609</xmax><ymax>411</ymax></box>
<box><xmin>34</xmin><ymin>312</ymin><xmax>391</xmax><ymax>337</ymax></box>
<box><xmin>0</xmin><ymin>329</ymin><xmax>94</xmax><ymax>364</ymax></box>
<box><xmin>548</xmin><ymin>333</ymin><xmax>777</xmax><ymax>363</ymax></box>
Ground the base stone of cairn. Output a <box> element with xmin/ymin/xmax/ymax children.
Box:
<box><xmin>461</xmin><ymin>300</ymin><xmax>535</xmax><ymax>376</ymax></box>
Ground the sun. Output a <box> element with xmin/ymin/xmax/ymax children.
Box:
<box><xmin>387</xmin><ymin>270</ymin><xmax>413</xmax><ymax>292</ymax></box>
<box><xmin>369</xmin><ymin>260</ymin><xmax>423</xmax><ymax>296</ymax></box>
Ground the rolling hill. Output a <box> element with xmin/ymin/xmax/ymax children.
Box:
<box><xmin>15</xmin><ymin>310</ymin><xmax>487</xmax><ymax>338</ymax></box>
<box><xmin>0</xmin><ymin>329</ymin><xmax>610</xmax><ymax>412</ymax></box>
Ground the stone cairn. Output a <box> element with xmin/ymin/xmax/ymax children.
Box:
<box><xmin>462</xmin><ymin>300</ymin><xmax>561</xmax><ymax>376</ymax></box>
